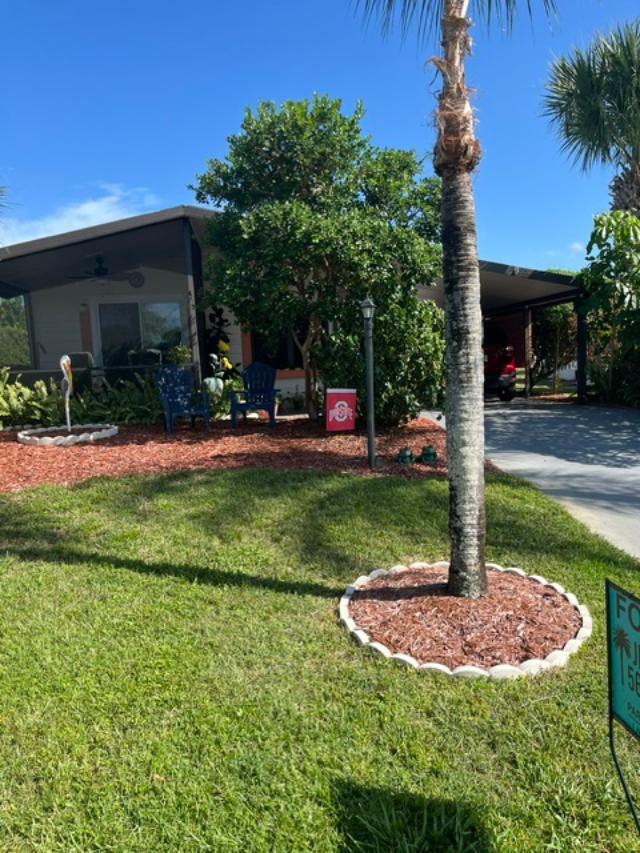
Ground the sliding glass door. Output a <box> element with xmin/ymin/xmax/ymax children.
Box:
<box><xmin>98</xmin><ymin>301</ymin><xmax>184</xmax><ymax>367</ymax></box>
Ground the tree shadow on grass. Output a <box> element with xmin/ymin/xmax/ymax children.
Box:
<box><xmin>0</xmin><ymin>541</ymin><xmax>343</xmax><ymax>599</ymax></box>
<box><xmin>333</xmin><ymin>780</ymin><xmax>494</xmax><ymax>852</ymax></box>
<box><xmin>2</xmin><ymin>466</ymin><xmax>637</xmax><ymax>610</ymax></box>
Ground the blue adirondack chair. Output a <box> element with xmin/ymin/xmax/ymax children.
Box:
<box><xmin>157</xmin><ymin>366</ymin><xmax>210</xmax><ymax>433</ymax></box>
<box><xmin>230</xmin><ymin>362</ymin><xmax>278</xmax><ymax>428</ymax></box>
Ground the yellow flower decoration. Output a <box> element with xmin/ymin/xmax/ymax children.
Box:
<box><xmin>222</xmin><ymin>357</ymin><xmax>232</xmax><ymax>370</ymax></box>
<box><xmin>218</xmin><ymin>340</ymin><xmax>230</xmax><ymax>353</ymax></box>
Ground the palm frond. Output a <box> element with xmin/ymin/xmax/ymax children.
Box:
<box><xmin>357</xmin><ymin>0</ymin><xmax>557</xmax><ymax>40</ymax></box>
<box><xmin>544</xmin><ymin>20</ymin><xmax>640</xmax><ymax>173</ymax></box>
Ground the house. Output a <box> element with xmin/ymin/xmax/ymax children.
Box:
<box><xmin>0</xmin><ymin>205</ymin><xmax>581</xmax><ymax>397</ymax></box>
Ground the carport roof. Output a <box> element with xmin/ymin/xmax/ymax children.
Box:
<box><xmin>426</xmin><ymin>261</ymin><xmax>578</xmax><ymax>316</ymax></box>
<box><xmin>0</xmin><ymin>205</ymin><xmax>579</xmax><ymax>312</ymax></box>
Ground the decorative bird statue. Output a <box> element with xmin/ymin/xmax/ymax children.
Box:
<box><xmin>60</xmin><ymin>355</ymin><xmax>73</xmax><ymax>432</ymax></box>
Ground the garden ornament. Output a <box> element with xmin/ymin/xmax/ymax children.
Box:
<box><xmin>60</xmin><ymin>354</ymin><xmax>73</xmax><ymax>432</ymax></box>
<box><xmin>16</xmin><ymin>354</ymin><xmax>118</xmax><ymax>446</ymax></box>
<box><xmin>396</xmin><ymin>447</ymin><xmax>414</xmax><ymax>466</ymax></box>
<box><xmin>418</xmin><ymin>445</ymin><xmax>438</xmax><ymax>465</ymax></box>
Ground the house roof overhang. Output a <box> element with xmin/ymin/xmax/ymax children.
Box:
<box><xmin>425</xmin><ymin>261</ymin><xmax>579</xmax><ymax>317</ymax></box>
<box><xmin>0</xmin><ymin>206</ymin><xmax>211</xmax><ymax>298</ymax></box>
<box><xmin>0</xmin><ymin>205</ymin><xmax>579</xmax><ymax>313</ymax></box>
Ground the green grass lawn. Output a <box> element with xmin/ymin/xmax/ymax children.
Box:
<box><xmin>1</xmin><ymin>468</ymin><xmax>639</xmax><ymax>851</ymax></box>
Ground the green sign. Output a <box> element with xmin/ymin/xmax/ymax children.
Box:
<box><xmin>606</xmin><ymin>580</ymin><xmax>640</xmax><ymax>836</ymax></box>
<box><xmin>607</xmin><ymin>580</ymin><xmax>640</xmax><ymax>740</ymax></box>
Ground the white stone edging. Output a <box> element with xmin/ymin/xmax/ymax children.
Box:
<box><xmin>16</xmin><ymin>424</ymin><xmax>119</xmax><ymax>446</ymax></box>
<box><xmin>339</xmin><ymin>561</ymin><xmax>591</xmax><ymax>680</ymax></box>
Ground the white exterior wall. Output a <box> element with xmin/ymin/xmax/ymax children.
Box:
<box><xmin>29</xmin><ymin>260</ymin><xmax>307</xmax><ymax>399</ymax></box>
<box><xmin>29</xmin><ymin>267</ymin><xmax>192</xmax><ymax>369</ymax></box>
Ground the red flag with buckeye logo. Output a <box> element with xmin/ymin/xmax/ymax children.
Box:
<box><xmin>325</xmin><ymin>388</ymin><xmax>357</xmax><ymax>432</ymax></box>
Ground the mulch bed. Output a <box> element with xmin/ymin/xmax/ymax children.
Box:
<box><xmin>0</xmin><ymin>417</ymin><xmax>466</xmax><ymax>494</ymax></box>
<box><xmin>349</xmin><ymin>567</ymin><xmax>581</xmax><ymax>669</ymax></box>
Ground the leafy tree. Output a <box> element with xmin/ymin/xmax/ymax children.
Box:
<box><xmin>192</xmin><ymin>95</ymin><xmax>443</xmax><ymax>419</ymax></box>
<box><xmin>0</xmin><ymin>297</ymin><xmax>30</xmax><ymax>366</ymax></box>
<box><xmin>531</xmin><ymin>303</ymin><xmax>577</xmax><ymax>389</ymax></box>
<box><xmin>360</xmin><ymin>0</ymin><xmax>557</xmax><ymax>598</ymax></box>
<box><xmin>580</xmin><ymin>210</ymin><xmax>640</xmax><ymax>405</ymax></box>
<box><xmin>544</xmin><ymin>21</ymin><xmax>640</xmax><ymax>213</ymax></box>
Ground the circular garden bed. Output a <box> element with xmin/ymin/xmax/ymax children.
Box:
<box><xmin>340</xmin><ymin>562</ymin><xmax>591</xmax><ymax>679</ymax></box>
<box><xmin>16</xmin><ymin>424</ymin><xmax>119</xmax><ymax>447</ymax></box>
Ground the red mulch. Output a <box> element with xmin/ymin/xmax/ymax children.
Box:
<box><xmin>349</xmin><ymin>567</ymin><xmax>581</xmax><ymax>669</ymax></box>
<box><xmin>0</xmin><ymin>417</ymin><xmax>467</xmax><ymax>494</ymax></box>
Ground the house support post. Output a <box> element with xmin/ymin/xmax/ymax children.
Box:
<box><xmin>576</xmin><ymin>300</ymin><xmax>588</xmax><ymax>404</ymax></box>
<box><xmin>523</xmin><ymin>307</ymin><xmax>532</xmax><ymax>397</ymax></box>
<box><xmin>182</xmin><ymin>218</ymin><xmax>206</xmax><ymax>382</ymax></box>
<box><xmin>24</xmin><ymin>292</ymin><xmax>39</xmax><ymax>369</ymax></box>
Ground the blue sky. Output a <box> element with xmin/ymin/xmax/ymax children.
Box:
<box><xmin>2</xmin><ymin>0</ymin><xmax>638</xmax><ymax>270</ymax></box>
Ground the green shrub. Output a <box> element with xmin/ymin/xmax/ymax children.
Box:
<box><xmin>0</xmin><ymin>297</ymin><xmax>30</xmax><ymax>366</ymax></box>
<box><xmin>0</xmin><ymin>369</ymin><xmax>164</xmax><ymax>429</ymax></box>
<box><xmin>0</xmin><ymin>368</ymin><xmax>62</xmax><ymax>428</ymax></box>
<box><xmin>71</xmin><ymin>375</ymin><xmax>164</xmax><ymax>424</ymax></box>
<box><xmin>314</xmin><ymin>297</ymin><xmax>445</xmax><ymax>427</ymax></box>
<box><xmin>581</xmin><ymin>211</ymin><xmax>640</xmax><ymax>405</ymax></box>
<box><xmin>166</xmin><ymin>345</ymin><xmax>193</xmax><ymax>366</ymax></box>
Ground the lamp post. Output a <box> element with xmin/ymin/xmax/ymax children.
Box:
<box><xmin>361</xmin><ymin>296</ymin><xmax>376</xmax><ymax>467</ymax></box>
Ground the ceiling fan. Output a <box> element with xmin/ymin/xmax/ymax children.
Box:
<box><xmin>66</xmin><ymin>254</ymin><xmax>144</xmax><ymax>288</ymax></box>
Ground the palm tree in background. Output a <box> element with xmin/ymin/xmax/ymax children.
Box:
<box><xmin>360</xmin><ymin>0</ymin><xmax>557</xmax><ymax>598</ymax></box>
<box><xmin>544</xmin><ymin>21</ymin><xmax>640</xmax><ymax>213</ymax></box>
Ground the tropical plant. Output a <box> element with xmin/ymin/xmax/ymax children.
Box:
<box><xmin>71</xmin><ymin>375</ymin><xmax>164</xmax><ymax>424</ymax></box>
<box><xmin>580</xmin><ymin>210</ymin><xmax>640</xmax><ymax>405</ymax></box>
<box><xmin>192</xmin><ymin>95</ymin><xmax>443</xmax><ymax>420</ymax></box>
<box><xmin>360</xmin><ymin>0</ymin><xmax>557</xmax><ymax>597</ymax></box>
<box><xmin>0</xmin><ymin>368</ymin><xmax>61</xmax><ymax>428</ymax></box>
<box><xmin>544</xmin><ymin>21</ymin><xmax>640</xmax><ymax>213</ymax></box>
<box><xmin>166</xmin><ymin>345</ymin><xmax>193</xmax><ymax>366</ymax></box>
<box><xmin>204</xmin><ymin>351</ymin><xmax>242</xmax><ymax>420</ymax></box>
<box><xmin>0</xmin><ymin>368</ymin><xmax>165</xmax><ymax>429</ymax></box>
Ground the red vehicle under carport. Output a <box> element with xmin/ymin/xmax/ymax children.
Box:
<box><xmin>484</xmin><ymin>324</ymin><xmax>517</xmax><ymax>401</ymax></box>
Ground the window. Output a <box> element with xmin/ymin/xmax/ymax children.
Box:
<box><xmin>99</xmin><ymin>302</ymin><xmax>183</xmax><ymax>367</ymax></box>
<box><xmin>0</xmin><ymin>296</ymin><xmax>31</xmax><ymax>367</ymax></box>
<box><xmin>140</xmin><ymin>303</ymin><xmax>182</xmax><ymax>350</ymax></box>
<box><xmin>251</xmin><ymin>324</ymin><xmax>306</xmax><ymax>370</ymax></box>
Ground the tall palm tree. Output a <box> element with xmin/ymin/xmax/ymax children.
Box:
<box><xmin>360</xmin><ymin>1</ymin><xmax>556</xmax><ymax>598</ymax></box>
<box><xmin>544</xmin><ymin>21</ymin><xmax>640</xmax><ymax>213</ymax></box>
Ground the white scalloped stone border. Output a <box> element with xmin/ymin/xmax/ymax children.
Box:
<box><xmin>340</xmin><ymin>561</ymin><xmax>591</xmax><ymax>679</ymax></box>
<box><xmin>16</xmin><ymin>424</ymin><xmax>119</xmax><ymax>447</ymax></box>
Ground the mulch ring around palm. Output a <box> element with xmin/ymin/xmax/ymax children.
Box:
<box><xmin>0</xmin><ymin>416</ymin><xmax>484</xmax><ymax>494</ymax></box>
<box><xmin>349</xmin><ymin>567</ymin><xmax>582</xmax><ymax>670</ymax></box>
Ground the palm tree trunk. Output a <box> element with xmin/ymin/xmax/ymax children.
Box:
<box><xmin>435</xmin><ymin>1</ymin><xmax>486</xmax><ymax>598</ymax></box>
<box><xmin>442</xmin><ymin>174</ymin><xmax>486</xmax><ymax>598</ymax></box>
<box><xmin>610</xmin><ymin>165</ymin><xmax>640</xmax><ymax>214</ymax></box>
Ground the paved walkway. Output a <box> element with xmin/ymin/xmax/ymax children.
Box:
<box><xmin>430</xmin><ymin>400</ymin><xmax>640</xmax><ymax>560</ymax></box>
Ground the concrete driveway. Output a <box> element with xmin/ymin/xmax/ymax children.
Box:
<box><xmin>482</xmin><ymin>400</ymin><xmax>640</xmax><ymax>559</ymax></box>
